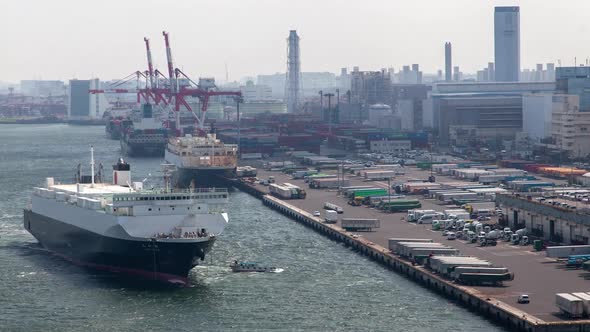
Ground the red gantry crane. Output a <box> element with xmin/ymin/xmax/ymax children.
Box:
<box><xmin>90</xmin><ymin>31</ymin><xmax>242</xmax><ymax>135</ymax></box>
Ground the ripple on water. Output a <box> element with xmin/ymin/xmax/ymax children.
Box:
<box><xmin>0</xmin><ymin>125</ymin><xmax>507</xmax><ymax>332</ymax></box>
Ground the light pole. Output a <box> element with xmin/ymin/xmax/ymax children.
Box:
<box><xmin>325</xmin><ymin>93</ymin><xmax>335</xmax><ymax>134</ymax></box>
<box><xmin>235</xmin><ymin>96</ymin><xmax>243</xmax><ymax>161</ymax></box>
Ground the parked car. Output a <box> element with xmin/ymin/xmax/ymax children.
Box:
<box><xmin>518</xmin><ymin>294</ymin><xmax>530</xmax><ymax>304</ymax></box>
<box><xmin>313</xmin><ymin>211</ymin><xmax>321</xmax><ymax>217</ymax></box>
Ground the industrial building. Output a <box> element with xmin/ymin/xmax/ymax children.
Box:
<box><xmin>20</xmin><ymin>80</ymin><xmax>65</xmax><ymax>97</ymax></box>
<box><xmin>498</xmin><ymin>193</ymin><xmax>590</xmax><ymax>245</ymax></box>
<box><xmin>550</xmin><ymin>94</ymin><xmax>590</xmax><ymax>159</ymax></box>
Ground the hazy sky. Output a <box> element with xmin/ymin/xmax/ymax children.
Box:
<box><xmin>2</xmin><ymin>0</ymin><xmax>590</xmax><ymax>83</ymax></box>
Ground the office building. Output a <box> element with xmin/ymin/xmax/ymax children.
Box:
<box><xmin>445</xmin><ymin>42</ymin><xmax>452</xmax><ymax>82</ymax></box>
<box><xmin>494</xmin><ymin>6</ymin><xmax>520</xmax><ymax>82</ymax></box>
<box><xmin>556</xmin><ymin>66</ymin><xmax>590</xmax><ymax>111</ymax></box>
<box><xmin>522</xmin><ymin>93</ymin><xmax>553</xmax><ymax>141</ymax></box>
<box><xmin>67</xmin><ymin>79</ymin><xmax>108</xmax><ymax>120</ymax></box>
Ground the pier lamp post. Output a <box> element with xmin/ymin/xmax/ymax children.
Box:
<box><xmin>235</xmin><ymin>96</ymin><xmax>243</xmax><ymax>160</ymax></box>
<box><xmin>324</xmin><ymin>93</ymin><xmax>335</xmax><ymax>135</ymax></box>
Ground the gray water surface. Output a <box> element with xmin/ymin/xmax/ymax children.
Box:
<box><xmin>0</xmin><ymin>125</ymin><xmax>506</xmax><ymax>331</ymax></box>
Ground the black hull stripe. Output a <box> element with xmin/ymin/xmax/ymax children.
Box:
<box><xmin>23</xmin><ymin>210</ymin><xmax>216</xmax><ymax>282</ymax></box>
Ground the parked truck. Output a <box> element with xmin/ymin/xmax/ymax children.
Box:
<box><xmin>455</xmin><ymin>272</ymin><xmax>514</xmax><ymax>286</ymax></box>
<box><xmin>341</xmin><ymin>218</ymin><xmax>380</xmax><ymax>231</ymax></box>
<box><xmin>407</xmin><ymin>209</ymin><xmax>437</xmax><ymax>222</ymax></box>
<box><xmin>269</xmin><ymin>183</ymin><xmax>306</xmax><ymax>199</ymax></box>
<box><xmin>324</xmin><ymin>202</ymin><xmax>344</xmax><ymax>214</ymax></box>
<box><xmin>388</xmin><ymin>238</ymin><xmax>433</xmax><ymax>252</ymax></box>
<box><xmin>572</xmin><ymin>293</ymin><xmax>590</xmax><ymax>316</ymax></box>
<box><xmin>379</xmin><ymin>200</ymin><xmax>422</xmax><ymax>212</ymax></box>
<box><xmin>556</xmin><ymin>293</ymin><xmax>584</xmax><ymax>318</ymax></box>
<box><xmin>324</xmin><ymin>210</ymin><xmax>338</xmax><ymax>224</ymax></box>
<box><xmin>283</xmin><ymin>183</ymin><xmax>307</xmax><ymax>199</ymax></box>
<box><xmin>463</xmin><ymin>202</ymin><xmax>496</xmax><ymax>216</ymax></box>
<box><xmin>292</xmin><ymin>169</ymin><xmax>318</xmax><ymax>179</ymax></box>
<box><xmin>309</xmin><ymin>178</ymin><xmax>349</xmax><ymax>189</ymax></box>
<box><xmin>546</xmin><ymin>245</ymin><xmax>590</xmax><ymax>258</ymax></box>
<box><xmin>364</xmin><ymin>170</ymin><xmax>396</xmax><ymax>181</ymax></box>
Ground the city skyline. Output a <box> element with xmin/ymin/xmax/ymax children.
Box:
<box><xmin>2</xmin><ymin>0</ymin><xmax>590</xmax><ymax>83</ymax></box>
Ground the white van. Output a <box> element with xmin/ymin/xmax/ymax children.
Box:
<box><xmin>417</xmin><ymin>214</ymin><xmax>439</xmax><ymax>224</ymax></box>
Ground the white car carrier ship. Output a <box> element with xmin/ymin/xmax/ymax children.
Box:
<box><xmin>23</xmin><ymin>149</ymin><xmax>229</xmax><ymax>284</ymax></box>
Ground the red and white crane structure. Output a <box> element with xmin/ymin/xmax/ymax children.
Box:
<box><xmin>90</xmin><ymin>31</ymin><xmax>242</xmax><ymax>135</ymax></box>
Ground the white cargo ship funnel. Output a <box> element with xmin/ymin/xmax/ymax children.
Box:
<box><xmin>112</xmin><ymin>158</ymin><xmax>131</xmax><ymax>186</ymax></box>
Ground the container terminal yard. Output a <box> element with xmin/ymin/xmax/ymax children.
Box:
<box><xmin>224</xmin><ymin>155</ymin><xmax>590</xmax><ymax>331</ymax></box>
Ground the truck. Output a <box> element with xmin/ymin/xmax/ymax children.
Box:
<box><xmin>350</xmin><ymin>188</ymin><xmax>388</xmax><ymax>199</ymax></box>
<box><xmin>450</xmin><ymin>267</ymin><xmax>509</xmax><ymax>280</ymax></box>
<box><xmin>269</xmin><ymin>183</ymin><xmax>306</xmax><ymax>199</ymax></box>
<box><xmin>324</xmin><ymin>210</ymin><xmax>338</xmax><ymax>224</ymax></box>
<box><xmin>304</xmin><ymin>173</ymin><xmax>335</xmax><ymax>183</ymax></box>
<box><xmin>388</xmin><ymin>238</ymin><xmax>433</xmax><ymax>252</ymax></box>
<box><xmin>341</xmin><ymin>218</ymin><xmax>380</xmax><ymax>231</ymax></box>
<box><xmin>324</xmin><ymin>202</ymin><xmax>344</xmax><ymax>214</ymax></box>
<box><xmin>363</xmin><ymin>170</ymin><xmax>396</xmax><ymax>181</ymax></box>
<box><xmin>556</xmin><ymin>293</ymin><xmax>584</xmax><ymax>318</ymax></box>
<box><xmin>407</xmin><ymin>209</ymin><xmax>437</xmax><ymax>222</ymax></box>
<box><xmin>292</xmin><ymin>169</ymin><xmax>318</xmax><ymax>179</ymax></box>
<box><xmin>283</xmin><ymin>183</ymin><xmax>307</xmax><ymax>199</ymax></box>
<box><xmin>309</xmin><ymin>178</ymin><xmax>349</xmax><ymax>189</ymax></box>
<box><xmin>345</xmin><ymin>187</ymin><xmax>381</xmax><ymax>198</ymax></box>
<box><xmin>572</xmin><ymin>293</ymin><xmax>590</xmax><ymax>316</ymax></box>
<box><xmin>379</xmin><ymin>200</ymin><xmax>421</xmax><ymax>212</ymax></box>
<box><xmin>462</xmin><ymin>202</ymin><xmax>496</xmax><ymax>215</ymax></box>
<box><xmin>546</xmin><ymin>245</ymin><xmax>590</xmax><ymax>258</ymax></box>
<box><xmin>444</xmin><ymin>210</ymin><xmax>470</xmax><ymax>221</ymax></box>
<box><xmin>566</xmin><ymin>254</ymin><xmax>590</xmax><ymax>267</ymax></box>
<box><xmin>455</xmin><ymin>272</ymin><xmax>514</xmax><ymax>286</ymax></box>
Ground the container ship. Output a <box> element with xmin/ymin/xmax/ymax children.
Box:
<box><xmin>165</xmin><ymin>133</ymin><xmax>238</xmax><ymax>188</ymax></box>
<box><xmin>23</xmin><ymin>154</ymin><xmax>229</xmax><ymax>284</ymax></box>
<box><xmin>104</xmin><ymin>103</ymin><xmax>133</xmax><ymax>140</ymax></box>
<box><xmin>120</xmin><ymin>103</ymin><xmax>169</xmax><ymax>157</ymax></box>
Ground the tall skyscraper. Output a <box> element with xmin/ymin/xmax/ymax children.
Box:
<box><xmin>285</xmin><ymin>30</ymin><xmax>301</xmax><ymax>113</ymax></box>
<box><xmin>494</xmin><ymin>6</ymin><xmax>520</xmax><ymax>82</ymax></box>
<box><xmin>445</xmin><ymin>42</ymin><xmax>452</xmax><ymax>82</ymax></box>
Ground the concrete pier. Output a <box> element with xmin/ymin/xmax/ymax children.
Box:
<box><xmin>229</xmin><ymin>175</ymin><xmax>590</xmax><ymax>332</ymax></box>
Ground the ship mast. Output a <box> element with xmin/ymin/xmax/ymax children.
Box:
<box><xmin>90</xmin><ymin>146</ymin><xmax>95</xmax><ymax>187</ymax></box>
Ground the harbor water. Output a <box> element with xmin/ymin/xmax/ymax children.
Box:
<box><xmin>0</xmin><ymin>125</ymin><xmax>507</xmax><ymax>331</ymax></box>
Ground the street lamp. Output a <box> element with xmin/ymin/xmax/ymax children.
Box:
<box><xmin>324</xmin><ymin>92</ymin><xmax>335</xmax><ymax>134</ymax></box>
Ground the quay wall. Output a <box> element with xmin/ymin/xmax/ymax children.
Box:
<box><xmin>262</xmin><ymin>195</ymin><xmax>590</xmax><ymax>332</ymax></box>
<box><xmin>229</xmin><ymin>178</ymin><xmax>590</xmax><ymax>332</ymax></box>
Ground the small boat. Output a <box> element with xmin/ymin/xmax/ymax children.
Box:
<box><xmin>230</xmin><ymin>260</ymin><xmax>277</xmax><ymax>273</ymax></box>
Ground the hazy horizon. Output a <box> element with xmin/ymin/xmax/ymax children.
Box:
<box><xmin>2</xmin><ymin>0</ymin><xmax>590</xmax><ymax>83</ymax></box>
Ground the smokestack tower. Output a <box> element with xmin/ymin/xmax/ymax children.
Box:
<box><xmin>286</xmin><ymin>30</ymin><xmax>301</xmax><ymax>113</ymax></box>
<box><xmin>445</xmin><ymin>42</ymin><xmax>452</xmax><ymax>82</ymax></box>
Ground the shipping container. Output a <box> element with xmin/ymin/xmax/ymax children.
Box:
<box><xmin>546</xmin><ymin>245</ymin><xmax>590</xmax><ymax>258</ymax></box>
<box><xmin>324</xmin><ymin>210</ymin><xmax>338</xmax><ymax>224</ymax></box>
<box><xmin>556</xmin><ymin>293</ymin><xmax>584</xmax><ymax>318</ymax></box>
<box><xmin>388</xmin><ymin>238</ymin><xmax>433</xmax><ymax>252</ymax></box>
<box><xmin>324</xmin><ymin>202</ymin><xmax>344</xmax><ymax>213</ymax></box>
<box><xmin>341</xmin><ymin>218</ymin><xmax>380</xmax><ymax>231</ymax></box>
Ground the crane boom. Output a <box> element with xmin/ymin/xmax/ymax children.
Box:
<box><xmin>143</xmin><ymin>37</ymin><xmax>155</xmax><ymax>90</ymax></box>
<box><xmin>162</xmin><ymin>31</ymin><xmax>177</xmax><ymax>94</ymax></box>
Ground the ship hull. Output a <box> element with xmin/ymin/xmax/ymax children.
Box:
<box><xmin>173</xmin><ymin>167</ymin><xmax>235</xmax><ymax>188</ymax></box>
<box><xmin>105</xmin><ymin>122</ymin><xmax>122</xmax><ymax>140</ymax></box>
<box><xmin>23</xmin><ymin>209</ymin><xmax>214</xmax><ymax>284</ymax></box>
<box><xmin>120</xmin><ymin>138</ymin><xmax>166</xmax><ymax>157</ymax></box>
